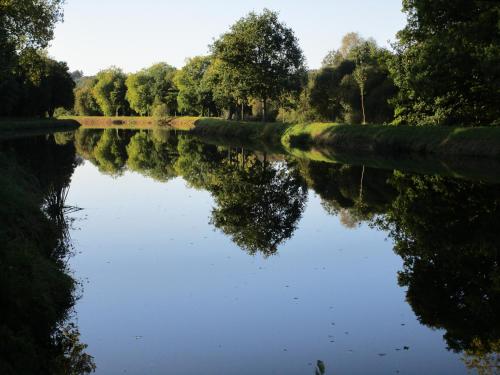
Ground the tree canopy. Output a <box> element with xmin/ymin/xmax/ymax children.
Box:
<box><xmin>211</xmin><ymin>9</ymin><xmax>306</xmax><ymax>121</ymax></box>
<box><xmin>390</xmin><ymin>0</ymin><xmax>500</xmax><ymax>126</ymax></box>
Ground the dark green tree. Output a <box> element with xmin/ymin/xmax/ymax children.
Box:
<box><xmin>212</xmin><ymin>9</ymin><xmax>306</xmax><ymax>121</ymax></box>
<box><xmin>92</xmin><ymin>67</ymin><xmax>129</xmax><ymax>116</ymax></box>
<box><xmin>390</xmin><ymin>0</ymin><xmax>500</xmax><ymax>126</ymax></box>
<box><xmin>173</xmin><ymin>56</ymin><xmax>215</xmax><ymax>116</ymax></box>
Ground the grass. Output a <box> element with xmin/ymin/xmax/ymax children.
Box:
<box><xmin>282</xmin><ymin>122</ymin><xmax>500</xmax><ymax>158</ymax></box>
<box><xmin>3</xmin><ymin>115</ymin><xmax>499</xmax><ymax>159</ymax></box>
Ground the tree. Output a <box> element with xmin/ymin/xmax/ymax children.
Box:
<box><xmin>74</xmin><ymin>77</ymin><xmax>102</xmax><ymax>116</ymax></box>
<box><xmin>92</xmin><ymin>67</ymin><xmax>129</xmax><ymax>116</ymax></box>
<box><xmin>126</xmin><ymin>63</ymin><xmax>177</xmax><ymax>116</ymax></box>
<box><xmin>310</xmin><ymin>35</ymin><xmax>396</xmax><ymax>124</ymax></box>
<box><xmin>0</xmin><ymin>0</ymin><xmax>69</xmax><ymax>117</ymax></box>
<box><xmin>202</xmin><ymin>58</ymin><xmax>243</xmax><ymax>119</ymax></box>
<box><xmin>211</xmin><ymin>9</ymin><xmax>306</xmax><ymax>121</ymax></box>
<box><xmin>322</xmin><ymin>32</ymin><xmax>366</xmax><ymax>67</ymax></box>
<box><xmin>0</xmin><ymin>0</ymin><xmax>65</xmax><ymax>50</ymax></box>
<box><xmin>44</xmin><ymin>59</ymin><xmax>75</xmax><ymax>117</ymax></box>
<box><xmin>390</xmin><ymin>0</ymin><xmax>500</xmax><ymax>126</ymax></box>
<box><xmin>9</xmin><ymin>50</ymin><xmax>74</xmax><ymax>117</ymax></box>
<box><xmin>174</xmin><ymin>56</ymin><xmax>215</xmax><ymax>116</ymax></box>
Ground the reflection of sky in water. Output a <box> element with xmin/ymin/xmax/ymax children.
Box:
<box><xmin>68</xmin><ymin>161</ymin><xmax>465</xmax><ymax>375</ymax></box>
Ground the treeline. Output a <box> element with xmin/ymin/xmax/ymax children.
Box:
<box><xmin>2</xmin><ymin>1</ymin><xmax>499</xmax><ymax>126</ymax></box>
<box><xmin>0</xmin><ymin>1</ymin><xmax>75</xmax><ymax>117</ymax></box>
<box><xmin>73</xmin><ymin>30</ymin><xmax>396</xmax><ymax>125</ymax></box>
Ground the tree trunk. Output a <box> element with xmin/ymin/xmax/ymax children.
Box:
<box><xmin>262</xmin><ymin>98</ymin><xmax>267</xmax><ymax>122</ymax></box>
<box><xmin>359</xmin><ymin>165</ymin><xmax>365</xmax><ymax>201</ymax></box>
<box><xmin>241</xmin><ymin>102</ymin><xmax>244</xmax><ymax>121</ymax></box>
<box><xmin>360</xmin><ymin>87</ymin><xmax>366</xmax><ymax>124</ymax></box>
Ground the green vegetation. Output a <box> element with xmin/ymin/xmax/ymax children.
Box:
<box><xmin>211</xmin><ymin>9</ymin><xmax>306</xmax><ymax>121</ymax></box>
<box><xmin>126</xmin><ymin>63</ymin><xmax>178</xmax><ymax>116</ymax></box>
<box><xmin>0</xmin><ymin>1</ymin><xmax>74</xmax><ymax>117</ymax></box>
<box><xmin>2</xmin><ymin>1</ymin><xmax>500</xmax><ymax>132</ymax></box>
<box><xmin>390</xmin><ymin>0</ymin><xmax>500</xmax><ymax>126</ymax></box>
<box><xmin>0</xmin><ymin>136</ymin><xmax>95</xmax><ymax>374</ymax></box>
<box><xmin>282</xmin><ymin>123</ymin><xmax>500</xmax><ymax>158</ymax></box>
<box><xmin>7</xmin><ymin>128</ymin><xmax>496</xmax><ymax>372</ymax></box>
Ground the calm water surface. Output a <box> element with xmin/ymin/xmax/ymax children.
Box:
<box><xmin>1</xmin><ymin>129</ymin><xmax>498</xmax><ymax>375</ymax></box>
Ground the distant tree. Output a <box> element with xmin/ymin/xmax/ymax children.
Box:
<box><xmin>174</xmin><ymin>56</ymin><xmax>215</xmax><ymax>116</ymax></box>
<box><xmin>390</xmin><ymin>0</ymin><xmax>500</xmax><ymax>125</ymax></box>
<box><xmin>74</xmin><ymin>77</ymin><xmax>102</xmax><ymax>116</ymax></box>
<box><xmin>92</xmin><ymin>67</ymin><xmax>129</xmax><ymax>116</ymax></box>
<box><xmin>70</xmin><ymin>70</ymin><xmax>84</xmax><ymax>83</ymax></box>
<box><xmin>126</xmin><ymin>63</ymin><xmax>177</xmax><ymax>116</ymax></box>
<box><xmin>311</xmin><ymin>35</ymin><xmax>396</xmax><ymax>124</ymax></box>
<box><xmin>322</xmin><ymin>32</ymin><xmax>367</xmax><ymax>67</ymax></box>
<box><xmin>212</xmin><ymin>9</ymin><xmax>306</xmax><ymax>121</ymax></box>
<box><xmin>202</xmin><ymin>58</ymin><xmax>242</xmax><ymax>119</ymax></box>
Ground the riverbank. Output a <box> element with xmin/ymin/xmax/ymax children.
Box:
<box><xmin>5</xmin><ymin>116</ymin><xmax>499</xmax><ymax>159</ymax></box>
<box><xmin>176</xmin><ymin>118</ymin><xmax>500</xmax><ymax>159</ymax></box>
<box><xmin>283</xmin><ymin>123</ymin><xmax>500</xmax><ymax>159</ymax></box>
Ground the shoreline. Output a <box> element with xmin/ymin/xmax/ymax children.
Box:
<box><xmin>2</xmin><ymin>116</ymin><xmax>500</xmax><ymax>159</ymax></box>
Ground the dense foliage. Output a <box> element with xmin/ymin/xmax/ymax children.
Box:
<box><xmin>0</xmin><ymin>0</ymin><xmax>75</xmax><ymax>117</ymax></box>
<box><xmin>0</xmin><ymin>135</ymin><xmax>95</xmax><ymax>374</ymax></box>
<box><xmin>390</xmin><ymin>0</ymin><xmax>500</xmax><ymax>125</ymax></box>
<box><xmin>3</xmin><ymin>2</ymin><xmax>499</xmax><ymax>126</ymax></box>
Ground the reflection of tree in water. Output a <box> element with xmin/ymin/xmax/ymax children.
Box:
<box><xmin>377</xmin><ymin>173</ymin><xmax>500</xmax><ymax>373</ymax></box>
<box><xmin>297</xmin><ymin>159</ymin><xmax>500</xmax><ymax>372</ymax></box>
<box><xmin>126</xmin><ymin>130</ymin><xmax>179</xmax><ymax>182</ymax></box>
<box><xmin>174</xmin><ymin>136</ymin><xmax>307</xmax><ymax>255</ymax></box>
<box><xmin>0</xmin><ymin>134</ymin><xmax>95</xmax><ymax>374</ymax></box>
<box><xmin>210</xmin><ymin>153</ymin><xmax>307</xmax><ymax>256</ymax></box>
<box><xmin>297</xmin><ymin>159</ymin><xmax>396</xmax><ymax>227</ymax></box>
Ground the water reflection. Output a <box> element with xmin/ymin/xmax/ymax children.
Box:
<box><xmin>1</xmin><ymin>128</ymin><xmax>499</xmax><ymax>374</ymax></box>
<box><xmin>0</xmin><ymin>135</ymin><xmax>95</xmax><ymax>374</ymax></box>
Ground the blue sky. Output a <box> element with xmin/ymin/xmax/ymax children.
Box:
<box><xmin>48</xmin><ymin>0</ymin><xmax>406</xmax><ymax>75</ymax></box>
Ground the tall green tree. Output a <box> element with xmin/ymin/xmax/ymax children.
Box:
<box><xmin>0</xmin><ymin>0</ymin><xmax>68</xmax><ymax>116</ymax></box>
<box><xmin>74</xmin><ymin>77</ymin><xmax>102</xmax><ymax>116</ymax></box>
<box><xmin>13</xmin><ymin>50</ymin><xmax>74</xmax><ymax>117</ymax></box>
<box><xmin>310</xmin><ymin>36</ymin><xmax>396</xmax><ymax>124</ymax></box>
<box><xmin>211</xmin><ymin>9</ymin><xmax>306</xmax><ymax>121</ymax></box>
<box><xmin>92</xmin><ymin>67</ymin><xmax>129</xmax><ymax>116</ymax></box>
<box><xmin>174</xmin><ymin>56</ymin><xmax>215</xmax><ymax>116</ymax></box>
<box><xmin>390</xmin><ymin>0</ymin><xmax>500</xmax><ymax>126</ymax></box>
<box><xmin>126</xmin><ymin>63</ymin><xmax>177</xmax><ymax>116</ymax></box>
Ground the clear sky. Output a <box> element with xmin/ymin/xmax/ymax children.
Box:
<box><xmin>48</xmin><ymin>0</ymin><xmax>406</xmax><ymax>75</ymax></box>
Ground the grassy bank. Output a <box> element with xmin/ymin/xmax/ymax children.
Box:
<box><xmin>283</xmin><ymin>123</ymin><xmax>500</xmax><ymax>158</ymax></box>
<box><xmin>14</xmin><ymin>116</ymin><xmax>498</xmax><ymax>159</ymax></box>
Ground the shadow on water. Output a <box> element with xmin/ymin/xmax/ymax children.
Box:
<box><xmin>0</xmin><ymin>134</ymin><xmax>95</xmax><ymax>374</ymax></box>
<box><xmin>1</xmin><ymin>128</ymin><xmax>499</xmax><ymax>374</ymax></box>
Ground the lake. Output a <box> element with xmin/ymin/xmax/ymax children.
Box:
<box><xmin>1</xmin><ymin>128</ymin><xmax>498</xmax><ymax>375</ymax></box>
